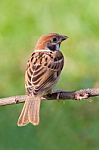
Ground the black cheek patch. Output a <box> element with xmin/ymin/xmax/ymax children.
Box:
<box><xmin>47</xmin><ymin>45</ymin><xmax>56</xmax><ymax>51</ymax></box>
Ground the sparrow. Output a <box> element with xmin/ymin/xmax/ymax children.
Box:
<box><xmin>17</xmin><ymin>33</ymin><xmax>68</xmax><ymax>126</ymax></box>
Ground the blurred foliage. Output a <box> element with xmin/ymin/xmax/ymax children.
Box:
<box><xmin>0</xmin><ymin>0</ymin><xmax>99</xmax><ymax>149</ymax></box>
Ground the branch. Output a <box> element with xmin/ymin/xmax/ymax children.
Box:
<box><xmin>0</xmin><ymin>88</ymin><xmax>99</xmax><ymax>106</ymax></box>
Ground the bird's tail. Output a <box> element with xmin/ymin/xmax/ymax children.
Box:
<box><xmin>17</xmin><ymin>96</ymin><xmax>41</xmax><ymax>126</ymax></box>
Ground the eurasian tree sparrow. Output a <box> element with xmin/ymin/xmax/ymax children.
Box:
<box><xmin>17</xmin><ymin>33</ymin><xmax>68</xmax><ymax>126</ymax></box>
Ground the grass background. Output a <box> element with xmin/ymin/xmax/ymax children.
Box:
<box><xmin>0</xmin><ymin>0</ymin><xmax>99</xmax><ymax>149</ymax></box>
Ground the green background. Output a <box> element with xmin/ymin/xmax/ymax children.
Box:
<box><xmin>0</xmin><ymin>0</ymin><xmax>99</xmax><ymax>149</ymax></box>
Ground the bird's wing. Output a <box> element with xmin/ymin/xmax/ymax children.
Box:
<box><xmin>25</xmin><ymin>50</ymin><xmax>64</xmax><ymax>95</ymax></box>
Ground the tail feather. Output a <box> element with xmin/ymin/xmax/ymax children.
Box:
<box><xmin>17</xmin><ymin>96</ymin><xmax>41</xmax><ymax>126</ymax></box>
<box><xmin>28</xmin><ymin>99</ymin><xmax>41</xmax><ymax>125</ymax></box>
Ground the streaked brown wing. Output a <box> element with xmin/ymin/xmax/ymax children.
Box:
<box><xmin>25</xmin><ymin>51</ymin><xmax>64</xmax><ymax>95</ymax></box>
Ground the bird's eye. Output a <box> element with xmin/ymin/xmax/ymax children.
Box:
<box><xmin>52</xmin><ymin>37</ymin><xmax>57</xmax><ymax>42</ymax></box>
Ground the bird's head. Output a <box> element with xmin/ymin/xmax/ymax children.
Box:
<box><xmin>35</xmin><ymin>33</ymin><xmax>68</xmax><ymax>51</ymax></box>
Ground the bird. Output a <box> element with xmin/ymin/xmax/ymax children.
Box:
<box><xmin>17</xmin><ymin>33</ymin><xmax>68</xmax><ymax>126</ymax></box>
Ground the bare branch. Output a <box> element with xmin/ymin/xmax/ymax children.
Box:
<box><xmin>0</xmin><ymin>88</ymin><xmax>99</xmax><ymax>106</ymax></box>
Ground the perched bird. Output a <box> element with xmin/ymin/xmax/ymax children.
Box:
<box><xmin>17</xmin><ymin>33</ymin><xmax>68</xmax><ymax>126</ymax></box>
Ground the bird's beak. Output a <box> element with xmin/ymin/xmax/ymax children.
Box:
<box><xmin>61</xmin><ymin>35</ymin><xmax>69</xmax><ymax>41</ymax></box>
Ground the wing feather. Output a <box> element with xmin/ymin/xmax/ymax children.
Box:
<box><xmin>25</xmin><ymin>51</ymin><xmax>64</xmax><ymax>95</ymax></box>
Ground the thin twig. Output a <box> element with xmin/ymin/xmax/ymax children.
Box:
<box><xmin>0</xmin><ymin>88</ymin><xmax>99</xmax><ymax>106</ymax></box>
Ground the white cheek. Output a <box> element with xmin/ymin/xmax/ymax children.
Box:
<box><xmin>56</xmin><ymin>44</ymin><xmax>60</xmax><ymax>50</ymax></box>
